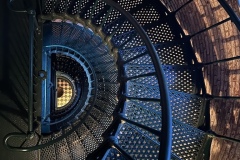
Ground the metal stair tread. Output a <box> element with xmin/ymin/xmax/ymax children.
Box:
<box><xmin>118</xmin><ymin>39</ymin><xmax>195</xmax><ymax>65</ymax></box>
<box><xmin>35</xmin><ymin>0</ymin><xmax>214</xmax><ymax>159</ymax></box>
<box><xmin>90</xmin><ymin>107</ymin><xmax>113</xmax><ymax>129</ymax></box>
<box><xmin>114</xmin><ymin>123</ymin><xmax>161</xmax><ymax>159</ymax></box>
<box><xmin>121</xmin><ymin>106</ymin><xmax>207</xmax><ymax>159</ymax></box>
<box><xmin>84</xmin><ymin>115</ymin><xmax>105</xmax><ymax>143</ymax></box>
<box><xmin>125</xmin><ymin>83</ymin><xmax>204</xmax><ymax>126</ymax></box>
<box><xmin>66</xmin><ymin>131</ymin><xmax>87</xmax><ymax>159</ymax></box>
<box><xmin>40</xmin><ymin>136</ymin><xmax>57</xmax><ymax>160</ymax></box>
<box><xmin>75</xmin><ymin>123</ymin><xmax>99</xmax><ymax>155</ymax></box>
<box><xmin>43</xmin><ymin>22</ymin><xmax>103</xmax><ymax>51</ymax></box>
<box><xmin>53</xmin><ymin>134</ymin><xmax>72</xmax><ymax>160</ymax></box>
<box><xmin>94</xmin><ymin>99</ymin><xmax>116</xmax><ymax>116</ymax></box>
<box><xmin>103</xmin><ymin>147</ymin><xmax>126</xmax><ymax>160</ymax></box>
<box><xmin>124</xmin><ymin>63</ymin><xmax>201</xmax><ymax>93</ymax></box>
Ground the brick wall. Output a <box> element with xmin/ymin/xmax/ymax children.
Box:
<box><xmin>160</xmin><ymin>0</ymin><xmax>240</xmax><ymax>159</ymax></box>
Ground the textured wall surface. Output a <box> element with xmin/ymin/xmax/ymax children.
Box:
<box><xmin>160</xmin><ymin>0</ymin><xmax>240</xmax><ymax>159</ymax></box>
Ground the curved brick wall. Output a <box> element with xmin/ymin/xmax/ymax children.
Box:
<box><xmin>160</xmin><ymin>0</ymin><xmax>240</xmax><ymax>159</ymax></box>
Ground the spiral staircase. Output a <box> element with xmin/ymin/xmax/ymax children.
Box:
<box><xmin>0</xmin><ymin>0</ymin><xmax>240</xmax><ymax>159</ymax></box>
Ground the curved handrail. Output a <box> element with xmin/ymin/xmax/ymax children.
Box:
<box><xmin>41</xmin><ymin>45</ymin><xmax>95</xmax><ymax>126</ymax></box>
<box><xmin>7</xmin><ymin>0</ymin><xmax>27</xmax><ymax>13</ymax></box>
<box><xmin>4</xmin><ymin>133</ymin><xmax>36</xmax><ymax>152</ymax></box>
<box><xmin>5</xmin><ymin>0</ymin><xmax>240</xmax><ymax>158</ymax></box>
<box><xmin>4</xmin><ymin>0</ymin><xmax>172</xmax><ymax>158</ymax></box>
<box><xmin>4</xmin><ymin>48</ymin><xmax>98</xmax><ymax>151</ymax></box>
<box><xmin>4</xmin><ymin>65</ymin><xmax>98</xmax><ymax>152</ymax></box>
<box><xmin>102</xmin><ymin>0</ymin><xmax>172</xmax><ymax>159</ymax></box>
<box><xmin>4</xmin><ymin>1</ymin><xmax>38</xmax><ymax>150</ymax></box>
<box><xmin>218</xmin><ymin>0</ymin><xmax>240</xmax><ymax>30</ymax></box>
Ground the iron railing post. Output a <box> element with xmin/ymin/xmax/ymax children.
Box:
<box><xmin>27</xmin><ymin>9</ymin><xmax>36</xmax><ymax>134</ymax></box>
<box><xmin>102</xmin><ymin>1</ymin><xmax>172</xmax><ymax>159</ymax></box>
<box><xmin>218</xmin><ymin>0</ymin><xmax>240</xmax><ymax>30</ymax></box>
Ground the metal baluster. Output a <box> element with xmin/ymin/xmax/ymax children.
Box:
<box><xmin>77</xmin><ymin>0</ymin><xmax>83</xmax><ymax>14</ymax></box>
<box><xmin>172</xmin><ymin>0</ymin><xmax>194</xmax><ymax>15</ymax></box>
<box><xmin>123</xmin><ymin>50</ymin><xmax>148</xmax><ymax>64</ymax></box>
<box><xmin>124</xmin><ymin>72</ymin><xmax>156</xmax><ymax>81</ymax></box>
<box><xmin>189</xmin><ymin>18</ymin><xmax>231</xmax><ymax>38</ymax></box>
<box><xmin>90</xmin><ymin>0</ymin><xmax>99</xmax><ymax>19</ymax></box>
<box><xmin>118</xmin><ymin>114</ymin><xmax>161</xmax><ymax>137</ymax></box>
<box><xmin>109</xmin><ymin>136</ymin><xmax>134</xmax><ymax>160</ymax></box>
<box><xmin>124</xmin><ymin>95</ymin><xmax>160</xmax><ymax>102</ymax></box>
<box><xmin>100</xmin><ymin>6</ymin><xmax>113</xmax><ymax>28</ymax></box>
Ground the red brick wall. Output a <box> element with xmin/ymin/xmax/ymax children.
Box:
<box><xmin>160</xmin><ymin>0</ymin><xmax>240</xmax><ymax>159</ymax></box>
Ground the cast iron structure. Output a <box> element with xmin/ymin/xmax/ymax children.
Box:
<box><xmin>2</xmin><ymin>0</ymin><xmax>240</xmax><ymax>159</ymax></box>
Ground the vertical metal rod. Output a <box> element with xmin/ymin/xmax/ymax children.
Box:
<box><xmin>123</xmin><ymin>50</ymin><xmax>147</xmax><ymax>64</ymax></box>
<box><xmin>78</xmin><ymin>0</ymin><xmax>83</xmax><ymax>14</ymax></box>
<box><xmin>124</xmin><ymin>95</ymin><xmax>160</xmax><ymax>102</ymax></box>
<box><xmin>52</xmin><ymin>0</ymin><xmax>60</xmax><ymax>12</ymax></box>
<box><xmin>118</xmin><ymin>31</ymin><xmax>136</xmax><ymax>49</ymax></box>
<box><xmin>109</xmin><ymin>137</ymin><xmax>134</xmax><ymax>160</ymax></box>
<box><xmin>119</xmin><ymin>114</ymin><xmax>161</xmax><ymax>136</ymax></box>
<box><xmin>90</xmin><ymin>0</ymin><xmax>99</xmax><ymax>19</ymax></box>
<box><xmin>125</xmin><ymin>72</ymin><xmax>156</xmax><ymax>81</ymax></box>
<box><xmin>109</xmin><ymin>16</ymin><xmax>126</xmax><ymax>38</ymax></box>
<box><xmin>208</xmin><ymin>131</ymin><xmax>240</xmax><ymax>143</ymax></box>
<box><xmin>64</xmin><ymin>0</ymin><xmax>70</xmax><ymax>13</ymax></box>
<box><xmin>218</xmin><ymin>0</ymin><xmax>240</xmax><ymax>30</ymax></box>
<box><xmin>190</xmin><ymin>18</ymin><xmax>231</xmax><ymax>38</ymax></box>
<box><xmin>38</xmin><ymin>0</ymin><xmax>42</xmax><ymax>14</ymax></box>
<box><xmin>202</xmin><ymin>55</ymin><xmax>240</xmax><ymax>66</ymax></box>
<box><xmin>102</xmin><ymin>1</ymin><xmax>173</xmax><ymax>157</ymax></box>
<box><xmin>206</xmin><ymin>94</ymin><xmax>240</xmax><ymax>99</ymax></box>
<box><xmin>172</xmin><ymin>0</ymin><xmax>194</xmax><ymax>14</ymax></box>
<box><xmin>100</xmin><ymin>6</ymin><xmax>113</xmax><ymax>28</ymax></box>
<box><xmin>28</xmin><ymin>10</ymin><xmax>36</xmax><ymax>133</ymax></box>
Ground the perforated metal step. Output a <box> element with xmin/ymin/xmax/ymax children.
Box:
<box><xmin>124</xmin><ymin>64</ymin><xmax>202</xmax><ymax>93</ymax></box>
<box><xmin>53</xmin><ymin>133</ymin><xmax>72</xmax><ymax>160</ymax></box>
<box><xmin>84</xmin><ymin>115</ymin><xmax>105</xmax><ymax>143</ymax></box>
<box><xmin>125</xmin><ymin>83</ymin><xmax>205</xmax><ymax>126</ymax></box>
<box><xmin>90</xmin><ymin>107</ymin><xmax>113</xmax><ymax>130</ymax></box>
<box><xmin>37</xmin><ymin>0</ymin><xmax>211</xmax><ymax>159</ymax></box>
<box><xmin>43</xmin><ymin>23</ymin><xmax>106</xmax><ymax>56</ymax></box>
<box><xmin>112</xmin><ymin>20</ymin><xmax>182</xmax><ymax>49</ymax></box>
<box><xmin>122</xmin><ymin>105</ymin><xmax>207</xmax><ymax>159</ymax></box>
<box><xmin>103</xmin><ymin>148</ymin><xmax>126</xmax><ymax>160</ymax></box>
<box><xmin>40</xmin><ymin>136</ymin><xmax>57</xmax><ymax>160</ymax></box>
<box><xmin>118</xmin><ymin>40</ymin><xmax>195</xmax><ymax>65</ymax></box>
<box><xmin>66</xmin><ymin>131</ymin><xmax>87</xmax><ymax>159</ymax></box>
<box><xmin>115</xmin><ymin>123</ymin><xmax>160</xmax><ymax>159</ymax></box>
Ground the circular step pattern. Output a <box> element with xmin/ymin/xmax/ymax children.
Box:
<box><xmin>56</xmin><ymin>72</ymin><xmax>76</xmax><ymax>108</ymax></box>
<box><xmin>40</xmin><ymin>0</ymin><xmax>209</xmax><ymax>159</ymax></box>
<box><xmin>41</xmin><ymin>45</ymin><xmax>98</xmax><ymax>133</ymax></box>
